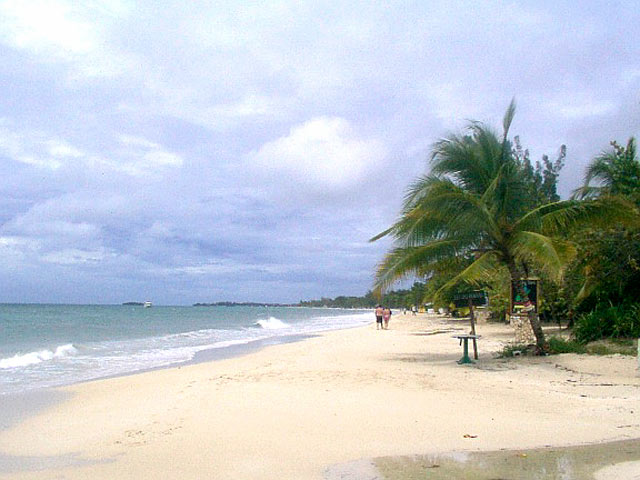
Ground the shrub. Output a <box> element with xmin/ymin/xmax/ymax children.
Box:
<box><xmin>573</xmin><ymin>302</ymin><xmax>640</xmax><ymax>343</ymax></box>
<box><xmin>585</xmin><ymin>339</ymin><xmax>637</xmax><ymax>356</ymax></box>
<box><xmin>498</xmin><ymin>344</ymin><xmax>532</xmax><ymax>357</ymax></box>
<box><xmin>547</xmin><ymin>336</ymin><xmax>586</xmax><ymax>354</ymax></box>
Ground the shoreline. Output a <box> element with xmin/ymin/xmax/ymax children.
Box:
<box><xmin>0</xmin><ymin>306</ymin><xmax>372</xmax><ymax>397</ymax></box>
<box><xmin>0</xmin><ymin>313</ymin><xmax>638</xmax><ymax>479</ymax></box>
<box><xmin>0</xmin><ymin>332</ymin><xmax>317</xmax><ymax>432</ymax></box>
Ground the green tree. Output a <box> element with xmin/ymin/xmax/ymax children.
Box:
<box><xmin>573</xmin><ymin>138</ymin><xmax>640</xmax><ymax>203</ymax></box>
<box><xmin>514</xmin><ymin>135</ymin><xmax>566</xmax><ymax>208</ymax></box>
<box><xmin>371</xmin><ymin>101</ymin><xmax>636</xmax><ymax>351</ymax></box>
<box><xmin>569</xmin><ymin>138</ymin><xmax>640</xmax><ymax>309</ymax></box>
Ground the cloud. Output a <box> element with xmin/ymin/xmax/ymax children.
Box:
<box><xmin>0</xmin><ymin>0</ymin><xmax>134</xmax><ymax>78</ymax></box>
<box><xmin>41</xmin><ymin>248</ymin><xmax>113</xmax><ymax>265</ymax></box>
<box><xmin>0</xmin><ymin>121</ymin><xmax>183</xmax><ymax>178</ymax></box>
<box><xmin>0</xmin><ymin>0</ymin><xmax>96</xmax><ymax>56</ymax></box>
<box><xmin>114</xmin><ymin>134</ymin><xmax>184</xmax><ymax>174</ymax></box>
<box><xmin>0</xmin><ymin>121</ymin><xmax>83</xmax><ymax>169</ymax></box>
<box><xmin>246</xmin><ymin>116</ymin><xmax>387</xmax><ymax>195</ymax></box>
<box><xmin>0</xmin><ymin>1</ymin><xmax>639</xmax><ymax>303</ymax></box>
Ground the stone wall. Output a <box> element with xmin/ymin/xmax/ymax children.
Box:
<box><xmin>509</xmin><ymin>314</ymin><xmax>535</xmax><ymax>344</ymax></box>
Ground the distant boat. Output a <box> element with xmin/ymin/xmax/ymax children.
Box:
<box><xmin>143</xmin><ymin>301</ymin><xmax>152</xmax><ymax>308</ymax></box>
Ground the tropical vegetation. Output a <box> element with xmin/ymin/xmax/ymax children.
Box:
<box><xmin>370</xmin><ymin>101</ymin><xmax>638</xmax><ymax>353</ymax></box>
<box><xmin>298</xmin><ymin>282</ymin><xmax>425</xmax><ymax>309</ymax></box>
<box><xmin>567</xmin><ymin>137</ymin><xmax>640</xmax><ymax>340</ymax></box>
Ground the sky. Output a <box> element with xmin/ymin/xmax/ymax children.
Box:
<box><xmin>0</xmin><ymin>1</ymin><xmax>638</xmax><ymax>305</ymax></box>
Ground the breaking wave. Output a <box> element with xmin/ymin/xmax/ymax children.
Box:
<box><xmin>255</xmin><ymin>317</ymin><xmax>290</xmax><ymax>330</ymax></box>
<box><xmin>0</xmin><ymin>344</ymin><xmax>78</xmax><ymax>369</ymax></box>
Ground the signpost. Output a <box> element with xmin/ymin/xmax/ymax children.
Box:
<box><xmin>453</xmin><ymin>291</ymin><xmax>487</xmax><ymax>360</ymax></box>
<box><xmin>453</xmin><ymin>290</ymin><xmax>488</xmax><ymax>308</ymax></box>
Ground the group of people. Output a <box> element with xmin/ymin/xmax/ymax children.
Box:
<box><xmin>374</xmin><ymin>305</ymin><xmax>392</xmax><ymax>330</ymax></box>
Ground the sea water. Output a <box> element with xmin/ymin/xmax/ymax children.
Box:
<box><xmin>0</xmin><ymin>304</ymin><xmax>371</xmax><ymax>395</ymax></box>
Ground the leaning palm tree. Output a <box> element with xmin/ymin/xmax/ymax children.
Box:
<box><xmin>371</xmin><ymin>102</ymin><xmax>637</xmax><ymax>351</ymax></box>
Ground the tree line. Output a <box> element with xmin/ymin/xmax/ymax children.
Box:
<box><xmin>298</xmin><ymin>282</ymin><xmax>426</xmax><ymax>309</ymax></box>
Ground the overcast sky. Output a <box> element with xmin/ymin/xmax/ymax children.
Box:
<box><xmin>0</xmin><ymin>1</ymin><xmax>638</xmax><ymax>305</ymax></box>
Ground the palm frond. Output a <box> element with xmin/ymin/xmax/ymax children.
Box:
<box><xmin>502</xmin><ymin>98</ymin><xmax>516</xmax><ymax>142</ymax></box>
<box><xmin>431</xmin><ymin>251</ymin><xmax>500</xmax><ymax>301</ymax></box>
<box><xmin>430</xmin><ymin>135</ymin><xmax>488</xmax><ymax>191</ymax></box>
<box><xmin>583</xmin><ymin>152</ymin><xmax>617</xmax><ymax>188</ymax></box>
<box><xmin>571</xmin><ymin>185</ymin><xmax>604</xmax><ymax>200</ymax></box>
<box><xmin>373</xmin><ymin>239</ymin><xmax>463</xmax><ymax>293</ymax></box>
<box><xmin>574</xmin><ymin>275</ymin><xmax>598</xmax><ymax>303</ymax></box>
<box><xmin>516</xmin><ymin>197</ymin><xmax>639</xmax><ymax>234</ymax></box>
<box><xmin>510</xmin><ymin>231</ymin><xmax>575</xmax><ymax>282</ymax></box>
<box><xmin>385</xmin><ymin>179</ymin><xmax>499</xmax><ymax>247</ymax></box>
<box><xmin>369</xmin><ymin>226</ymin><xmax>394</xmax><ymax>243</ymax></box>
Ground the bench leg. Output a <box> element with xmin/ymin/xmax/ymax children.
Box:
<box><xmin>457</xmin><ymin>339</ymin><xmax>475</xmax><ymax>364</ymax></box>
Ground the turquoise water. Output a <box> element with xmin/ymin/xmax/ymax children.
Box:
<box><xmin>0</xmin><ymin>304</ymin><xmax>370</xmax><ymax>395</ymax></box>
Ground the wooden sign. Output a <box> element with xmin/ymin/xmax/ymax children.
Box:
<box><xmin>511</xmin><ymin>279</ymin><xmax>538</xmax><ymax>314</ymax></box>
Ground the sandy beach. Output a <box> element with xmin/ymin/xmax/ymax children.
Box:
<box><xmin>1</xmin><ymin>313</ymin><xmax>639</xmax><ymax>479</ymax></box>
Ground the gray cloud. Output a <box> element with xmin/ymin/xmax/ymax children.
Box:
<box><xmin>0</xmin><ymin>1</ymin><xmax>638</xmax><ymax>304</ymax></box>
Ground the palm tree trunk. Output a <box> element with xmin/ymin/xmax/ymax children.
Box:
<box><xmin>527</xmin><ymin>307</ymin><xmax>547</xmax><ymax>353</ymax></box>
<box><xmin>507</xmin><ymin>264</ymin><xmax>547</xmax><ymax>352</ymax></box>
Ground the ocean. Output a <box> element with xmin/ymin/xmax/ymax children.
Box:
<box><xmin>0</xmin><ymin>304</ymin><xmax>371</xmax><ymax>396</ymax></box>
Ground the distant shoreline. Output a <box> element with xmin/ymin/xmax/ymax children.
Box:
<box><xmin>192</xmin><ymin>301</ymin><xmax>298</xmax><ymax>307</ymax></box>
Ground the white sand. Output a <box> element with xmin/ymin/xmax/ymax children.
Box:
<box><xmin>0</xmin><ymin>314</ymin><xmax>638</xmax><ymax>479</ymax></box>
<box><xmin>595</xmin><ymin>461</ymin><xmax>640</xmax><ymax>480</ymax></box>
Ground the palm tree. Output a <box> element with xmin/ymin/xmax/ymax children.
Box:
<box><xmin>573</xmin><ymin>138</ymin><xmax>640</xmax><ymax>202</ymax></box>
<box><xmin>371</xmin><ymin>102</ymin><xmax>636</xmax><ymax>351</ymax></box>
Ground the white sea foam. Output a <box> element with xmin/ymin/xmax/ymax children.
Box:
<box><xmin>0</xmin><ymin>343</ymin><xmax>77</xmax><ymax>369</ymax></box>
<box><xmin>255</xmin><ymin>317</ymin><xmax>290</xmax><ymax>329</ymax></box>
<box><xmin>0</xmin><ymin>306</ymin><xmax>371</xmax><ymax>395</ymax></box>
<box><xmin>210</xmin><ymin>338</ymin><xmax>254</xmax><ymax>349</ymax></box>
<box><xmin>54</xmin><ymin>344</ymin><xmax>78</xmax><ymax>357</ymax></box>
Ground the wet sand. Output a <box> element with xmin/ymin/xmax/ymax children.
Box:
<box><xmin>371</xmin><ymin>438</ymin><xmax>640</xmax><ymax>479</ymax></box>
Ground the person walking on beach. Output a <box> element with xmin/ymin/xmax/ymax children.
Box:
<box><xmin>383</xmin><ymin>307</ymin><xmax>392</xmax><ymax>329</ymax></box>
<box><xmin>375</xmin><ymin>305</ymin><xmax>384</xmax><ymax>330</ymax></box>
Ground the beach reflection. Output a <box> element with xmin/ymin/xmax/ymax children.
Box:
<box><xmin>373</xmin><ymin>438</ymin><xmax>640</xmax><ymax>480</ymax></box>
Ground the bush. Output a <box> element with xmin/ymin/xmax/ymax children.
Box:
<box><xmin>547</xmin><ymin>336</ymin><xmax>586</xmax><ymax>354</ymax></box>
<box><xmin>585</xmin><ymin>339</ymin><xmax>637</xmax><ymax>356</ymax></box>
<box><xmin>573</xmin><ymin>302</ymin><xmax>640</xmax><ymax>343</ymax></box>
<box><xmin>499</xmin><ymin>338</ymin><xmax>586</xmax><ymax>357</ymax></box>
<box><xmin>498</xmin><ymin>344</ymin><xmax>533</xmax><ymax>357</ymax></box>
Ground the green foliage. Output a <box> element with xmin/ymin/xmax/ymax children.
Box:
<box><xmin>370</xmin><ymin>101</ymin><xmax>635</xmax><ymax>349</ymax></box>
<box><xmin>498</xmin><ymin>343</ymin><xmax>531</xmax><ymax>357</ymax></box>
<box><xmin>567</xmin><ymin>224</ymin><xmax>640</xmax><ymax>309</ymax></box>
<box><xmin>514</xmin><ymin>135</ymin><xmax>566</xmax><ymax>208</ymax></box>
<box><xmin>573</xmin><ymin>137</ymin><xmax>640</xmax><ymax>203</ymax></box>
<box><xmin>537</xmin><ymin>278</ymin><xmax>571</xmax><ymax>325</ymax></box>
<box><xmin>299</xmin><ymin>283</ymin><xmax>426</xmax><ymax>309</ymax></box>
<box><xmin>585</xmin><ymin>339</ymin><xmax>636</xmax><ymax>356</ymax></box>
<box><xmin>573</xmin><ymin>302</ymin><xmax>640</xmax><ymax>343</ymax></box>
<box><xmin>478</xmin><ymin>270</ymin><xmax>510</xmax><ymax>322</ymax></box>
<box><xmin>499</xmin><ymin>337</ymin><xmax>586</xmax><ymax>357</ymax></box>
<box><xmin>547</xmin><ymin>336</ymin><xmax>586</xmax><ymax>354</ymax></box>
<box><xmin>566</xmin><ymin>137</ymin><xmax>640</xmax><ymax>323</ymax></box>
<box><xmin>500</xmin><ymin>337</ymin><xmax>635</xmax><ymax>357</ymax></box>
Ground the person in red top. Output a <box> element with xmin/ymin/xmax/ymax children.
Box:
<box><xmin>382</xmin><ymin>307</ymin><xmax>392</xmax><ymax>329</ymax></box>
